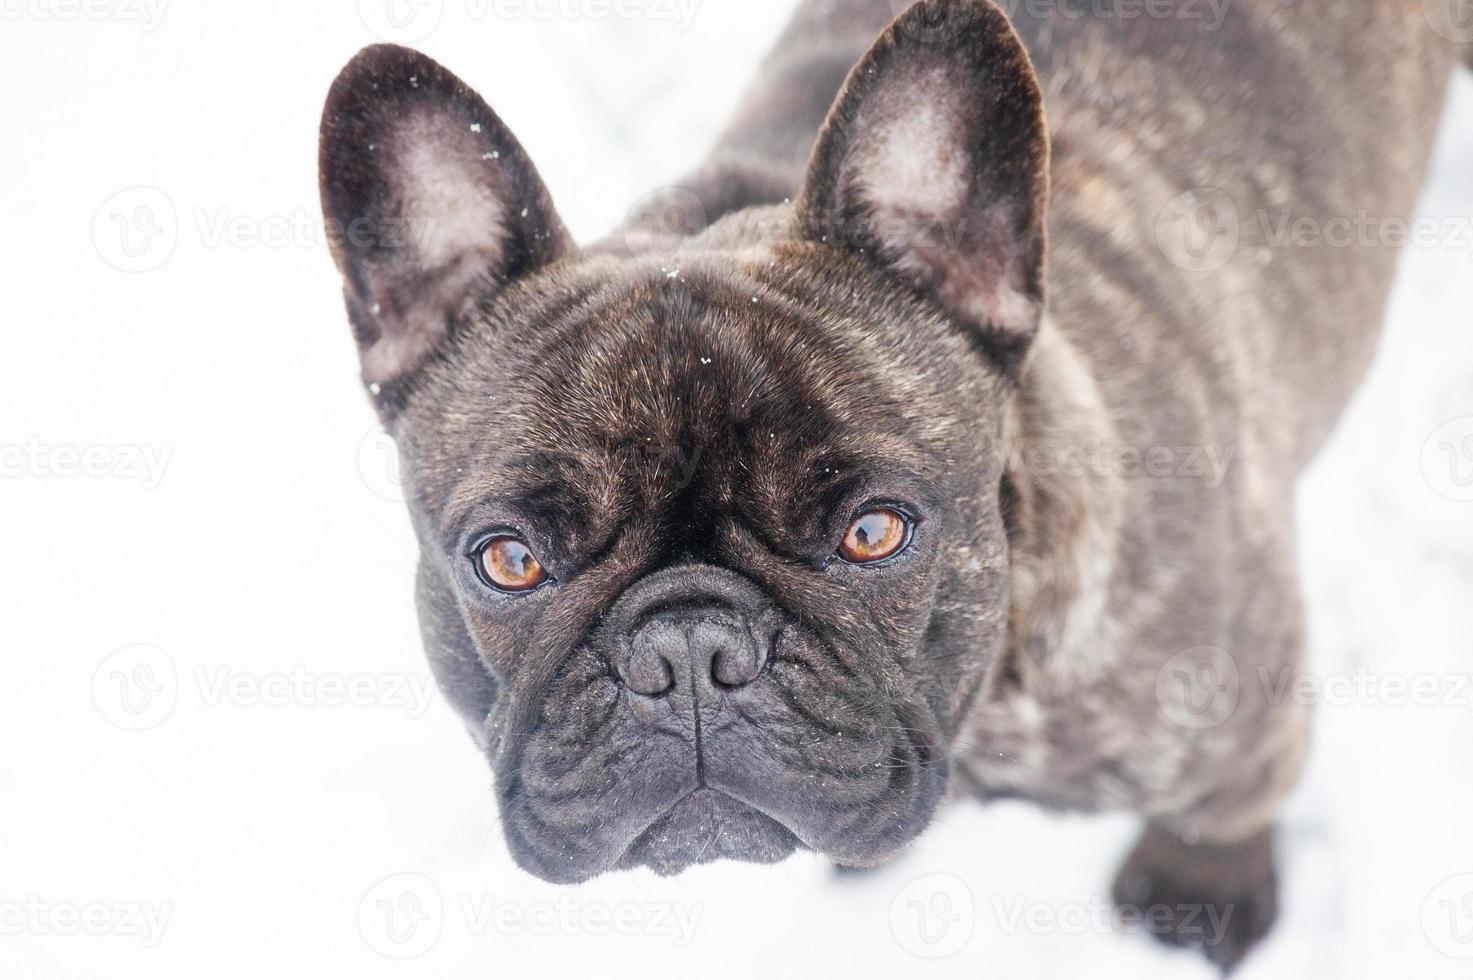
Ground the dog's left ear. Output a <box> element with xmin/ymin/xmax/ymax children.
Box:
<box><xmin>797</xmin><ymin>0</ymin><xmax>1049</xmax><ymax>375</ymax></box>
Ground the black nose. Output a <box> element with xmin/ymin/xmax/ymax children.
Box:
<box><xmin>622</xmin><ymin>612</ymin><xmax>768</xmax><ymax>697</ymax></box>
<box><xmin>605</xmin><ymin>565</ymin><xmax>774</xmax><ymax>699</ymax></box>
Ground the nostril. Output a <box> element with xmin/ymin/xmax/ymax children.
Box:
<box><xmin>620</xmin><ymin>635</ymin><xmax>677</xmax><ymax>698</ymax></box>
<box><xmin>691</xmin><ymin>621</ymin><xmax>766</xmax><ymax>690</ymax></box>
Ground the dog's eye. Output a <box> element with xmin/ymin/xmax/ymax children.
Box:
<box><xmin>473</xmin><ymin>536</ymin><xmax>549</xmax><ymax>593</ymax></box>
<box><xmin>838</xmin><ymin>508</ymin><xmax>911</xmax><ymax>564</ymax></box>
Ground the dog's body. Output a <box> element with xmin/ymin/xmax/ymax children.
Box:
<box><xmin>640</xmin><ymin>0</ymin><xmax>1464</xmax><ymax>837</ymax></box>
<box><xmin>320</xmin><ymin>0</ymin><xmax>1467</xmax><ymax>968</ymax></box>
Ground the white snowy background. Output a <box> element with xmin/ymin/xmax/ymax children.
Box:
<box><xmin>2</xmin><ymin>2</ymin><xmax>1471</xmax><ymax>977</ymax></box>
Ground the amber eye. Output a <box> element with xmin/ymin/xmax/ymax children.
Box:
<box><xmin>838</xmin><ymin>508</ymin><xmax>912</xmax><ymax>564</ymax></box>
<box><xmin>474</xmin><ymin>536</ymin><xmax>549</xmax><ymax>593</ymax></box>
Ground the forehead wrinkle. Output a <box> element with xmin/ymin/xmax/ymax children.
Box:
<box><xmin>654</xmin><ymin>268</ymin><xmax>948</xmax><ymax>519</ymax></box>
<box><xmin>438</xmin><ymin>435</ymin><xmax>631</xmax><ymax>548</ymax></box>
<box><xmin>698</xmin><ymin>271</ymin><xmax>943</xmax><ymax>476</ymax></box>
<box><xmin>449</xmin><ymin>258</ymin><xmax>949</xmax><ymax>543</ymax></box>
<box><xmin>523</xmin><ymin>282</ymin><xmax>698</xmax><ymax>449</ymax></box>
<box><xmin>752</xmin><ymin>246</ymin><xmax>973</xmax><ymax>447</ymax></box>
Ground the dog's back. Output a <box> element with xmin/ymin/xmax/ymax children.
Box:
<box><xmin>655</xmin><ymin>0</ymin><xmax>1465</xmax><ymax>465</ymax></box>
<box><xmin>1014</xmin><ymin>0</ymin><xmax>1463</xmax><ymax>464</ymax></box>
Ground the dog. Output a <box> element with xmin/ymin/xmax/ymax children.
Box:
<box><xmin>318</xmin><ymin>0</ymin><xmax>1469</xmax><ymax>968</ymax></box>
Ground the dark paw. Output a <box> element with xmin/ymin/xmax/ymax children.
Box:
<box><xmin>1112</xmin><ymin>825</ymin><xmax>1278</xmax><ymax>974</ymax></box>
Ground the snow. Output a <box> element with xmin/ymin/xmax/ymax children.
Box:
<box><xmin>0</xmin><ymin>5</ymin><xmax>1469</xmax><ymax>978</ymax></box>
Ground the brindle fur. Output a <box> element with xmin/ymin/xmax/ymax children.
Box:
<box><xmin>320</xmin><ymin>0</ymin><xmax>1467</xmax><ymax>969</ymax></box>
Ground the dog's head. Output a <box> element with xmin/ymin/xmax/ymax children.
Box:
<box><xmin>319</xmin><ymin>0</ymin><xmax>1048</xmax><ymax>882</ymax></box>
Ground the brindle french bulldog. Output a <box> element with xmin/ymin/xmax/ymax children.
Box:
<box><xmin>319</xmin><ymin>0</ymin><xmax>1469</xmax><ymax>969</ymax></box>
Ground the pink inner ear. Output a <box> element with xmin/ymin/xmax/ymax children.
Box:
<box><xmin>849</xmin><ymin>65</ymin><xmax>972</xmax><ymax>225</ymax></box>
<box><xmin>840</xmin><ymin>63</ymin><xmax>1041</xmax><ymax>338</ymax></box>
<box><xmin>354</xmin><ymin>109</ymin><xmax>515</xmax><ymax>385</ymax></box>
<box><xmin>391</xmin><ymin>110</ymin><xmax>510</xmax><ymax>274</ymax></box>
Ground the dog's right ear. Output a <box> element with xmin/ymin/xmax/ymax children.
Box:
<box><xmin>319</xmin><ymin>45</ymin><xmax>571</xmax><ymax>393</ymax></box>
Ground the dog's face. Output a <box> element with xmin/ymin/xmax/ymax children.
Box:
<box><xmin>319</xmin><ymin>0</ymin><xmax>1048</xmax><ymax>882</ymax></box>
